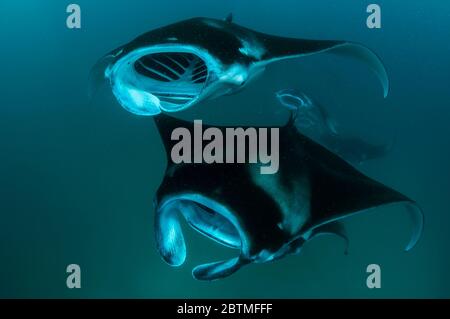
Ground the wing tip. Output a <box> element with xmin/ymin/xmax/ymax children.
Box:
<box><xmin>331</xmin><ymin>42</ymin><xmax>390</xmax><ymax>99</ymax></box>
<box><xmin>403</xmin><ymin>201</ymin><xmax>424</xmax><ymax>252</ymax></box>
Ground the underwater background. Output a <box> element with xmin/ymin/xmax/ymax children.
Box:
<box><xmin>0</xmin><ymin>0</ymin><xmax>449</xmax><ymax>298</ymax></box>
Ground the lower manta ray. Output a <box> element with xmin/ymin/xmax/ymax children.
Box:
<box><xmin>153</xmin><ymin>111</ymin><xmax>424</xmax><ymax>281</ymax></box>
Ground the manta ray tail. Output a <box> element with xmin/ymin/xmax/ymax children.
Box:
<box><xmin>260</xmin><ymin>35</ymin><xmax>389</xmax><ymax>97</ymax></box>
<box><xmin>301</xmin><ymin>134</ymin><xmax>424</xmax><ymax>251</ymax></box>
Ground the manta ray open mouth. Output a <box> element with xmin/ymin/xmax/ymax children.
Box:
<box><xmin>155</xmin><ymin>195</ymin><xmax>246</xmax><ymax>280</ymax></box>
<box><xmin>181</xmin><ymin>201</ymin><xmax>241</xmax><ymax>249</ymax></box>
<box><xmin>101</xmin><ymin>49</ymin><xmax>212</xmax><ymax>116</ymax></box>
<box><xmin>133</xmin><ymin>52</ymin><xmax>209</xmax><ymax>111</ymax></box>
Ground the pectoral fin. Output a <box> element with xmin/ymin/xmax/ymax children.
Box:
<box><xmin>260</xmin><ymin>35</ymin><xmax>389</xmax><ymax>97</ymax></box>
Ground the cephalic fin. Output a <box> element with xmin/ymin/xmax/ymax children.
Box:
<box><xmin>192</xmin><ymin>257</ymin><xmax>247</xmax><ymax>281</ymax></box>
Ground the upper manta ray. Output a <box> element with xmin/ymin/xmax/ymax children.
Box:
<box><xmin>153</xmin><ymin>111</ymin><xmax>423</xmax><ymax>281</ymax></box>
<box><xmin>90</xmin><ymin>14</ymin><xmax>389</xmax><ymax>115</ymax></box>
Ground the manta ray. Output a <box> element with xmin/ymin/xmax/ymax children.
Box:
<box><xmin>90</xmin><ymin>15</ymin><xmax>420</xmax><ymax>281</ymax></box>
<box><xmin>152</xmin><ymin>111</ymin><xmax>423</xmax><ymax>281</ymax></box>
<box><xmin>276</xmin><ymin>89</ymin><xmax>394</xmax><ymax>165</ymax></box>
<box><xmin>90</xmin><ymin>14</ymin><xmax>389</xmax><ymax>116</ymax></box>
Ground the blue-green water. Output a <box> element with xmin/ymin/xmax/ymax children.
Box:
<box><xmin>0</xmin><ymin>0</ymin><xmax>449</xmax><ymax>298</ymax></box>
